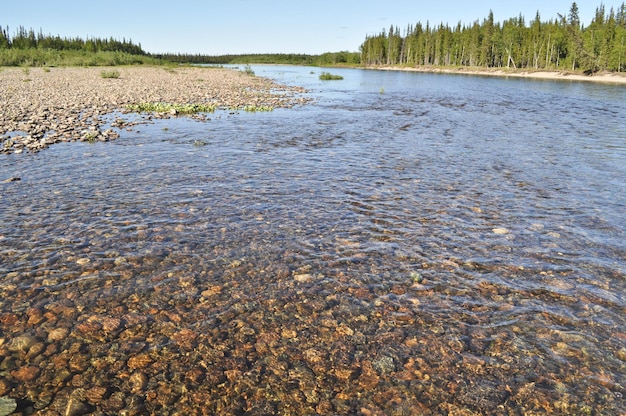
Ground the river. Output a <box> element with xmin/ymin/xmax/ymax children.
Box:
<box><xmin>1</xmin><ymin>65</ymin><xmax>625</xmax><ymax>414</ymax></box>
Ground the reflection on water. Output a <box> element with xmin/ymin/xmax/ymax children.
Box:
<box><xmin>1</xmin><ymin>66</ymin><xmax>625</xmax><ymax>414</ymax></box>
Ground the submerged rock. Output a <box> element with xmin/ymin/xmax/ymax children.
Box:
<box><xmin>372</xmin><ymin>355</ymin><xmax>396</xmax><ymax>374</ymax></box>
<box><xmin>0</xmin><ymin>396</ymin><xmax>17</xmax><ymax>416</ymax></box>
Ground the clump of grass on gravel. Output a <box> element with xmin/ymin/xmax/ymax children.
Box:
<box><xmin>100</xmin><ymin>70</ymin><xmax>120</xmax><ymax>79</ymax></box>
<box><xmin>229</xmin><ymin>105</ymin><xmax>274</xmax><ymax>112</ymax></box>
<box><xmin>125</xmin><ymin>102</ymin><xmax>217</xmax><ymax>114</ymax></box>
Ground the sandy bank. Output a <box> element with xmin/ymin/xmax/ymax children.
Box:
<box><xmin>0</xmin><ymin>66</ymin><xmax>309</xmax><ymax>154</ymax></box>
<box><xmin>371</xmin><ymin>65</ymin><xmax>626</xmax><ymax>85</ymax></box>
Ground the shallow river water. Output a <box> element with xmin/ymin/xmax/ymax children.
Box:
<box><xmin>1</xmin><ymin>66</ymin><xmax>625</xmax><ymax>415</ymax></box>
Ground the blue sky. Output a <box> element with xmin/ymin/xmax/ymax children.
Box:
<box><xmin>2</xmin><ymin>1</ymin><xmax>620</xmax><ymax>55</ymax></box>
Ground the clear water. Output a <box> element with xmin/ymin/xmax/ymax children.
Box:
<box><xmin>1</xmin><ymin>66</ymin><xmax>625</xmax><ymax>414</ymax></box>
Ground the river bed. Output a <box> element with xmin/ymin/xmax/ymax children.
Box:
<box><xmin>1</xmin><ymin>66</ymin><xmax>625</xmax><ymax>415</ymax></box>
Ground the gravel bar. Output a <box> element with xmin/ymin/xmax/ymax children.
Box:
<box><xmin>0</xmin><ymin>66</ymin><xmax>309</xmax><ymax>154</ymax></box>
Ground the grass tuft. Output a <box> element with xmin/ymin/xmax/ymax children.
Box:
<box><xmin>229</xmin><ymin>105</ymin><xmax>274</xmax><ymax>112</ymax></box>
<box><xmin>242</xmin><ymin>105</ymin><xmax>273</xmax><ymax>112</ymax></box>
<box><xmin>125</xmin><ymin>102</ymin><xmax>217</xmax><ymax>114</ymax></box>
<box><xmin>242</xmin><ymin>65</ymin><xmax>255</xmax><ymax>76</ymax></box>
<box><xmin>100</xmin><ymin>70</ymin><xmax>120</xmax><ymax>79</ymax></box>
<box><xmin>319</xmin><ymin>72</ymin><xmax>343</xmax><ymax>80</ymax></box>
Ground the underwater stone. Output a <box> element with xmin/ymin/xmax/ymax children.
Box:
<box><xmin>0</xmin><ymin>396</ymin><xmax>17</xmax><ymax>416</ymax></box>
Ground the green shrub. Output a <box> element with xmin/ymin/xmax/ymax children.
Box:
<box><xmin>319</xmin><ymin>71</ymin><xmax>343</xmax><ymax>80</ymax></box>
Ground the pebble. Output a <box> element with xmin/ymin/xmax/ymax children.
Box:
<box><xmin>48</xmin><ymin>328</ymin><xmax>70</xmax><ymax>342</ymax></box>
<box><xmin>0</xmin><ymin>396</ymin><xmax>17</xmax><ymax>416</ymax></box>
<box><xmin>373</xmin><ymin>355</ymin><xmax>396</xmax><ymax>374</ymax></box>
<box><xmin>294</xmin><ymin>273</ymin><xmax>314</xmax><ymax>283</ymax></box>
<box><xmin>7</xmin><ymin>335</ymin><xmax>37</xmax><ymax>353</ymax></box>
<box><xmin>11</xmin><ymin>366</ymin><xmax>40</xmax><ymax>382</ymax></box>
<box><xmin>113</xmin><ymin>257</ymin><xmax>127</xmax><ymax>266</ymax></box>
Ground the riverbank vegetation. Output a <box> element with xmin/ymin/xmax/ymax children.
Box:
<box><xmin>0</xmin><ymin>25</ymin><xmax>359</xmax><ymax>67</ymax></box>
<box><xmin>0</xmin><ymin>48</ymin><xmax>160</xmax><ymax>67</ymax></box>
<box><xmin>0</xmin><ymin>25</ymin><xmax>160</xmax><ymax>66</ymax></box>
<box><xmin>2</xmin><ymin>2</ymin><xmax>625</xmax><ymax>75</ymax></box>
<box><xmin>360</xmin><ymin>2</ymin><xmax>626</xmax><ymax>74</ymax></box>
<box><xmin>151</xmin><ymin>51</ymin><xmax>360</xmax><ymax>66</ymax></box>
<box><xmin>319</xmin><ymin>72</ymin><xmax>344</xmax><ymax>80</ymax></box>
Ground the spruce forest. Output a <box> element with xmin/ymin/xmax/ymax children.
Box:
<box><xmin>0</xmin><ymin>25</ymin><xmax>144</xmax><ymax>55</ymax></box>
<box><xmin>0</xmin><ymin>25</ymin><xmax>153</xmax><ymax>66</ymax></box>
<box><xmin>360</xmin><ymin>2</ymin><xmax>626</xmax><ymax>73</ymax></box>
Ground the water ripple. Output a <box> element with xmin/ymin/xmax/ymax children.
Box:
<box><xmin>1</xmin><ymin>66</ymin><xmax>625</xmax><ymax>414</ymax></box>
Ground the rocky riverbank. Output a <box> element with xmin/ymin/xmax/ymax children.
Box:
<box><xmin>0</xmin><ymin>66</ymin><xmax>309</xmax><ymax>154</ymax></box>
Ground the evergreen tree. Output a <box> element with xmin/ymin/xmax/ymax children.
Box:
<box><xmin>480</xmin><ymin>11</ymin><xmax>495</xmax><ymax>67</ymax></box>
<box><xmin>609</xmin><ymin>7</ymin><xmax>626</xmax><ymax>70</ymax></box>
<box><xmin>0</xmin><ymin>25</ymin><xmax>10</xmax><ymax>49</ymax></box>
<box><xmin>569</xmin><ymin>2</ymin><xmax>581</xmax><ymax>27</ymax></box>
<box><xmin>530</xmin><ymin>11</ymin><xmax>544</xmax><ymax>69</ymax></box>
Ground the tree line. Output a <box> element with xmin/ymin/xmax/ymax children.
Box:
<box><xmin>0</xmin><ymin>25</ymin><xmax>145</xmax><ymax>56</ymax></box>
<box><xmin>0</xmin><ymin>24</ymin><xmax>360</xmax><ymax>67</ymax></box>
<box><xmin>152</xmin><ymin>53</ymin><xmax>316</xmax><ymax>65</ymax></box>
<box><xmin>151</xmin><ymin>51</ymin><xmax>360</xmax><ymax>66</ymax></box>
<box><xmin>360</xmin><ymin>2</ymin><xmax>626</xmax><ymax>73</ymax></box>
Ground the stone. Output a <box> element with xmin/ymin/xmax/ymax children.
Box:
<box><xmin>7</xmin><ymin>335</ymin><xmax>37</xmax><ymax>353</ymax></box>
<box><xmin>294</xmin><ymin>273</ymin><xmax>313</xmax><ymax>283</ymax></box>
<box><xmin>47</xmin><ymin>328</ymin><xmax>69</xmax><ymax>342</ymax></box>
<box><xmin>0</xmin><ymin>396</ymin><xmax>17</xmax><ymax>416</ymax></box>
<box><xmin>11</xmin><ymin>366</ymin><xmax>40</xmax><ymax>382</ymax></box>
<box><xmin>373</xmin><ymin>355</ymin><xmax>396</xmax><ymax>374</ymax></box>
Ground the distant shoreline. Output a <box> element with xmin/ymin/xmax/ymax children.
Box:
<box><xmin>364</xmin><ymin>65</ymin><xmax>626</xmax><ymax>85</ymax></box>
